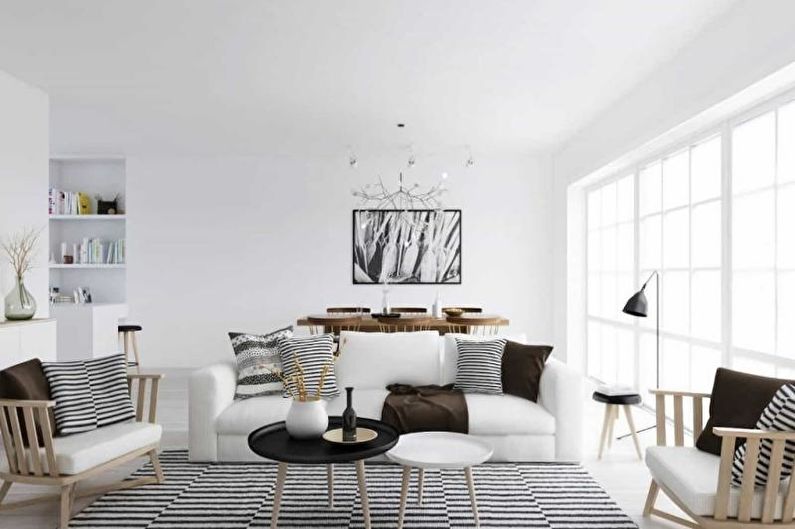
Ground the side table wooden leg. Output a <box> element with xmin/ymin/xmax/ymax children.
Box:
<box><xmin>465</xmin><ymin>467</ymin><xmax>479</xmax><ymax>528</ymax></box>
<box><xmin>623</xmin><ymin>405</ymin><xmax>643</xmax><ymax>460</ymax></box>
<box><xmin>271</xmin><ymin>463</ymin><xmax>287</xmax><ymax>529</ymax></box>
<box><xmin>356</xmin><ymin>460</ymin><xmax>371</xmax><ymax>529</ymax></box>
<box><xmin>598</xmin><ymin>404</ymin><xmax>611</xmax><ymax>459</ymax></box>
<box><xmin>417</xmin><ymin>467</ymin><xmax>424</xmax><ymax>505</ymax></box>
<box><xmin>607</xmin><ymin>405</ymin><xmax>617</xmax><ymax>448</ymax></box>
<box><xmin>398</xmin><ymin>465</ymin><xmax>411</xmax><ymax>529</ymax></box>
<box><xmin>327</xmin><ymin>464</ymin><xmax>334</xmax><ymax>508</ymax></box>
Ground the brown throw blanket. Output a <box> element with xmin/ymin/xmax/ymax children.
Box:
<box><xmin>381</xmin><ymin>384</ymin><xmax>468</xmax><ymax>434</ymax></box>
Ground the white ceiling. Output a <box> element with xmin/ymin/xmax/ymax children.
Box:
<box><xmin>0</xmin><ymin>0</ymin><xmax>739</xmax><ymax>156</ymax></box>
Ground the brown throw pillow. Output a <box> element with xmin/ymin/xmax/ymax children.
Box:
<box><xmin>501</xmin><ymin>341</ymin><xmax>553</xmax><ymax>402</ymax></box>
<box><xmin>696</xmin><ymin>368</ymin><xmax>794</xmax><ymax>455</ymax></box>
<box><xmin>0</xmin><ymin>358</ymin><xmax>56</xmax><ymax>443</ymax></box>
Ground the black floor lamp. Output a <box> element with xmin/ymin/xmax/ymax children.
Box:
<box><xmin>616</xmin><ymin>271</ymin><xmax>660</xmax><ymax>440</ymax></box>
<box><xmin>622</xmin><ymin>270</ymin><xmax>660</xmax><ymax>388</ymax></box>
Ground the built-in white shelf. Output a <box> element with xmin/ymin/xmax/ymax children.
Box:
<box><xmin>49</xmin><ymin>214</ymin><xmax>126</xmax><ymax>221</ymax></box>
<box><xmin>49</xmin><ymin>264</ymin><xmax>126</xmax><ymax>269</ymax></box>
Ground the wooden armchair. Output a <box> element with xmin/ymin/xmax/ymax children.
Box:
<box><xmin>0</xmin><ymin>373</ymin><xmax>165</xmax><ymax>529</ymax></box>
<box><xmin>644</xmin><ymin>389</ymin><xmax>795</xmax><ymax>528</ymax></box>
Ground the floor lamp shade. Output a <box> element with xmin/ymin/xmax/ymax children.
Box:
<box><xmin>623</xmin><ymin>288</ymin><xmax>649</xmax><ymax>318</ymax></box>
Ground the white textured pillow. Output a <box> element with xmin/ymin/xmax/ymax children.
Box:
<box><xmin>229</xmin><ymin>326</ymin><xmax>293</xmax><ymax>399</ymax></box>
<box><xmin>454</xmin><ymin>338</ymin><xmax>507</xmax><ymax>394</ymax></box>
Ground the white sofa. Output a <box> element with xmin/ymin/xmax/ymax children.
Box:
<box><xmin>189</xmin><ymin>331</ymin><xmax>583</xmax><ymax>462</ymax></box>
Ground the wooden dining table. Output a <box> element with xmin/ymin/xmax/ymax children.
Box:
<box><xmin>296</xmin><ymin>313</ymin><xmax>510</xmax><ymax>334</ymax></box>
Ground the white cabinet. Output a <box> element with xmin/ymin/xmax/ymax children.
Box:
<box><xmin>0</xmin><ymin>319</ymin><xmax>57</xmax><ymax>370</ymax></box>
<box><xmin>51</xmin><ymin>303</ymin><xmax>128</xmax><ymax>361</ymax></box>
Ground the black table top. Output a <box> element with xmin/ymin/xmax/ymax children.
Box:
<box><xmin>248</xmin><ymin>416</ymin><xmax>400</xmax><ymax>464</ymax></box>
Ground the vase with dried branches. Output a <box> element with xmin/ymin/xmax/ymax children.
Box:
<box><xmin>272</xmin><ymin>356</ymin><xmax>335</xmax><ymax>439</ymax></box>
<box><xmin>2</xmin><ymin>228</ymin><xmax>40</xmax><ymax>321</ymax></box>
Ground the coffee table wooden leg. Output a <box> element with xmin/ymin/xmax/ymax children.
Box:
<box><xmin>465</xmin><ymin>467</ymin><xmax>479</xmax><ymax>528</ymax></box>
<box><xmin>417</xmin><ymin>467</ymin><xmax>424</xmax><ymax>505</ymax></box>
<box><xmin>356</xmin><ymin>460</ymin><xmax>371</xmax><ymax>529</ymax></box>
<box><xmin>327</xmin><ymin>464</ymin><xmax>334</xmax><ymax>508</ymax></box>
<box><xmin>271</xmin><ymin>462</ymin><xmax>287</xmax><ymax>529</ymax></box>
<box><xmin>398</xmin><ymin>465</ymin><xmax>411</xmax><ymax>529</ymax></box>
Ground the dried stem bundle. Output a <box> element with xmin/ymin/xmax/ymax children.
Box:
<box><xmin>1</xmin><ymin>228</ymin><xmax>41</xmax><ymax>279</ymax></box>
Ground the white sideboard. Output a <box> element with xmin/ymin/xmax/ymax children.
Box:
<box><xmin>51</xmin><ymin>303</ymin><xmax>128</xmax><ymax>361</ymax></box>
<box><xmin>0</xmin><ymin>318</ymin><xmax>57</xmax><ymax>370</ymax></box>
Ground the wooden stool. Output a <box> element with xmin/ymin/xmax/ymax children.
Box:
<box><xmin>592</xmin><ymin>390</ymin><xmax>643</xmax><ymax>460</ymax></box>
<box><xmin>118</xmin><ymin>324</ymin><xmax>143</xmax><ymax>371</ymax></box>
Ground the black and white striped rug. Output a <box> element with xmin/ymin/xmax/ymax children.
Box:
<box><xmin>69</xmin><ymin>450</ymin><xmax>637</xmax><ymax>528</ymax></box>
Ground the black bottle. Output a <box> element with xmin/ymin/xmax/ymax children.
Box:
<box><xmin>342</xmin><ymin>387</ymin><xmax>357</xmax><ymax>441</ymax></box>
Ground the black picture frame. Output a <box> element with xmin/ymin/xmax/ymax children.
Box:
<box><xmin>352</xmin><ymin>209</ymin><xmax>462</xmax><ymax>285</ymax></box>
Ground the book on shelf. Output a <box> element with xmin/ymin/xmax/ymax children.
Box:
<box><xmin>58</xmin><ymin>238</ymin><xmax>125</xmax><ymax>265</ymax></box>
<box><xmin>49</xmin><ymin>188</ymin><xmax>93</xmax><ymax>215</ymax></box>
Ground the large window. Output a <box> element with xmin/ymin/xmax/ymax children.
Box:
<box><xmin>585</xmin><ymin>93</ymin><xmax>795</xmax><ymax>395</ymax></box>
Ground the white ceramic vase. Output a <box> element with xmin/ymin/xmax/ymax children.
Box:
<box><xmin>286</xmin><ymin>398</ymin><xmax>328</xmax><ymax>439</ymax></box>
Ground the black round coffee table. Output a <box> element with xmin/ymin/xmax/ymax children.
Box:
<box><xmin>248</xmin><ymin>416</ymin><xmax>399</xmax><ymax>529</ymax></box>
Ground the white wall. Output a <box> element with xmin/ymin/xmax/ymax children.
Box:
<box><xmin>551</xmin><ymin>0</ymin><xmax>795</xmax><ymax>369</ymax></box>
<box><xmin>126</xmin><ymin>153</ymin><xmax>553</xmax><ymax>368</ymax></box>
<box><xmin>0</xmin><ymin>69</ymin><xmax>49</xmax><ymax>320</ymax></box>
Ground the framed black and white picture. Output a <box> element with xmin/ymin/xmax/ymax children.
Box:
<box><xmin>352</xmin><ymin>209</ymin><xmax>462</xmax><ymax>284</ymax></box>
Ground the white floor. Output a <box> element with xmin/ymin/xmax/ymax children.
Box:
<box><xmin>1</xmin><ymin>370</ymin><xmax>686</xmax><ymax>529</ymax></box>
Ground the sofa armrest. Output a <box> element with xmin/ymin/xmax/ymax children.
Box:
<box><xmin>538</xmin><ymin>358</ymin><xmax>584</xmax><ymax>461</ymax></box>
<box><xmin>189</xmin><ymin>361</ymin><xmax>236</xmax><ymax>462</ymax></box>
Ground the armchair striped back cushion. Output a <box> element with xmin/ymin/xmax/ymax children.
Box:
<box><xmin>42</xmin><ymin>354</ymin><xmax>136</xmax><ymax>435</ymax></box>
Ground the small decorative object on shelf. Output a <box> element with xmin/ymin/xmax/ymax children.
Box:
<box><xmin>96</xmin><ymin>194</ymin><xmax>119</xmax><ymax>215</ymax></box>
<box><xmin>343</xmin><ymin>386</ymin><xmax>357</xmax><ymax>441</ymax></box>
<box><xmin>2</xmin><ymin>228</ymin><xmax>40</xmax><ymax>320</ymax></box>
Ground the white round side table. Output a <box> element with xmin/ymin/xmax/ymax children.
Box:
<box><xmin>386</xmin><ymin>432</ymin><xmax>494</xmax><ymax>528</ymax></box>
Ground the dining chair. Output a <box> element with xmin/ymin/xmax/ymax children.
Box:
<box><xmin>377</xmin><ymin>316</ymin><xmax>434</xmax><ymax>333</ymax></box>
<box><xmin>326</xmin><ymin>307</ymin><xmax>371</xmax><ymax>314</ymax></box>
<box><xmin>307</xmin><ymin>316</ymin><xmax>363</xmax><ymax>337</ymax></box>
<box><xmin>391</xmin><ymin>307</ymin><xmax>428</xmax><ymax>314</ymax></box>
<box><xmin>446</xmin><ymin>316</ymin><xmax>502</xmax><ymax>335</ymax></box>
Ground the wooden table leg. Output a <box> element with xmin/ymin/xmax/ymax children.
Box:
<box><xmin>271</xmin><ymin>463</ymin><xmax>287</xmax><ymax>529</ymax></box>
<box><xmin>356</xmin><ymin>460</ymin><xmax>371</xmax><ymax>529</ymax></box>
<box><xmin>465</xmin><ymin>467</ymin><xmax>479</xmax><ymax>528</ymax></box>
<box><xmin>607</xmin><ymin>405</ymin><xmax>617</xmax><ymax>448</ymax></box>
<box><xmin>327</xmin><ymin>464</ymin><xmax>334</xmax><ymax>508</ymax></box>
<box><xmin>417</xmin><ymin>467</ymin><xmax>424</xmax><ymax>505</ymax></box>
<box><xmin>398</xmin><ymin>466</ymin><xmax>411</xmax><ymax>529</ymax></box>
<box><xmin>598</xmin><ymin>404</ymin><xmax>611</xmax><ymax>459</ymax></box>
<box><xmin>623</xmin><ymin>405</ymin><xmax>643</xmax><ymax>460</ymax></box>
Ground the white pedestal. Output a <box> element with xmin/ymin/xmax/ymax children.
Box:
<box><xmin>51</xmin><ymin>303</ymin><xmax>128</xmax><ymax>361</ymax></box>
<box><xmin>0</xmin><ymin>318</ymin><xmax>57</xmax><ymax>370</ymax></box>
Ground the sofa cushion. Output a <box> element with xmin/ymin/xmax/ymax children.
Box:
<box><xmin>465</xmin><ymin>393</ymin><xmax>555</xmax><ymax>435</ymax></box>
<box><xmin>215</xmin><ymin>389</ymin><xmax>389</xmax><ymax>435</ymax></box>
<box><xmin>697</xmin><ymin>368</ymin><xmax>793</xmax><ymax>455</ymax></box>
<box><xmin>336</xmin><ymin>331</ymin><xmax>441</xmax><ymax>389</ymax></box>
<box><xmin>646</xmin><ymin>446</ymin><xmax>789</xmax><ymax>519</ymax></box>
<box><xmin>4</xmin><ymin>421</ymin><xmax>163</xmax><ymax>475</ymax></box>
<box><xmin>279</xmin><ymin>334</ymin><xmax>339</xmax><ymax>399</ymax></box>
<box><xmin>442</xmin><ymin>333</ymin><xmax>527</xmax><ymax>385</ymax></box>
<box><xmin>502</xmin><ymin>342</ymin><xmax>552</xmax><ymax>402</ymax></box>
<box><xmin>454</xmin><ymin>338</ymin><xmax>507</xmax><ymax>394</ymax></box>
<box><xmin>229</xmin><ymin>326</ymin><xmax>293</xmax><ymax>399</ymax></box>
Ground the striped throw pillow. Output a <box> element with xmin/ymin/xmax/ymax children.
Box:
<box><xmin>454</xmin><ymin>338</ymin><xmax>507</xmax><ymax>394</ymax></box>
<box><xmin>279</xmin><ymin>334</ymin><xmax>339</xmax><ymax>399</ymax></box>
<box><xmin>229</xmin><ymin>326</ymin><xmax>293</xmax><ymax>399</ymax></box>
<box><xmin>42</xmin><ymin>354</ymin><xmax>135</xmax><ymax>436</ymax></box>
<box><xmin>731</xmin><ymin>383</ymin><xmax>795</xmax><ymax>487</ymax></box>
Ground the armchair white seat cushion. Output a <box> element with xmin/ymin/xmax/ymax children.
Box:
<box><xmin>3</xmin><ymin>421</ymin><xmax>162</xmax><ymax>476</ymax></box>
<box><xmin>465</xmin><ymin>393</ymin><xmax>555</xmax><ymax>435</ymax></box>
<box><xmin>646</xmin><ymin>446</ymin><xmax>789</xmax><ymax>520</ymax></box>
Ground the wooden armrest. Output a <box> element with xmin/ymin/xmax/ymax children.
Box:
<box><xmin>0</xmin><ymin>399</ymin><xmax>55</xmax><ymax>408</ymax></box>
<box><xmin>713</xmin><ymin>427</ymin><xmax>795</xmax><ymax>441</ymax></box>
<box><xmin>127</xmin><ymin>373</ymin><xmax>164</xmax><ymax>380</ymax></box>
<box><xmin>649</xmin><ymin>389</ymin><xmax>711</xmax><ymax>398</ymax></box>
